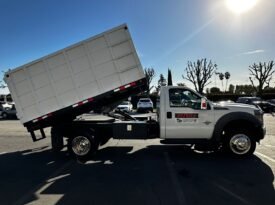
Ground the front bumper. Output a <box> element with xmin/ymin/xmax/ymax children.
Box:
<box><xmin>116</xmin><ymin>107</ymin><xmax>130</xmax><ymax>112</ymax></box>
<box><xmin>257</xmin><ymin>125</ymin><xmax>266</xmax><ymax>142</ymax></box>
<box><xmin>261</xmin><ymin>126</ymin><xmax>266</xmax><ymax>139</ymax></box>
<box><xmin>137</xmin><ymin>107</ymin><xmax>153</xmax><ymax>111</ymax></box>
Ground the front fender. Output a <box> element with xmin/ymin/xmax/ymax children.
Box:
<box><xmin>212</xmin><ymin>112</ymin><xmax>264</xmax><ymax>142</ymax></box>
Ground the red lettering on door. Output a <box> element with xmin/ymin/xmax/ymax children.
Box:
<box><xmin>175</xmin><ymin>113</ymin><xmax>198</xmax><ymax>118</ymax></box>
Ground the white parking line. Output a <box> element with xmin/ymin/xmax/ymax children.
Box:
<box><xmin>255</xmin><ymin>152</ymin><xmax>275</xmax><ymax>163</ymax></box>
<box><xmin>211</xmin><ymin>181</ymin><xmax>252</xmax><ymax>205</ymax></box>
<box><xmin>164</xmin><ymin>152</ymin><xmax>187</xmax><ymax>205</ymax></box>
<box><xmin>262</xmin><ymin>144</ymin><xmax>275</xmax><ymax>148</ymax></box>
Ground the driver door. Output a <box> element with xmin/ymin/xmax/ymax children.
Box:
<box><xmin>165</xmin><ymin>88</ymin><xmax>214</xmax><ymax>139</ymax></box>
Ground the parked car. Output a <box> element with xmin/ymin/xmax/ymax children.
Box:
<box><xmin>252</xmin><ymin>101</ymin><xmax>275</xmax><ymax>113</ymax></box>
<box><xmin>236</xmin><ymin>97</ymin><xmax>275</xmax><ymax>113</ymax></box>
<box><xmin>0</xmin><ymin>104</ymin><xmax>3</xmax><ymax>117</ymax></box>
<box><xmin>116</xmin><ymin>101</ymin><xmax>133</xmax><ymax>112</ymax></box>
<box><xmin>0</xmin><ymin>101</ymin><xmax>14</xmax><ymax>110</ymax></box>
<box><xmin>1</xmin><ymin>104</ymin><xmax>17</xmax><ymax>119</ymax></box>
<box><xmin>267</xmin><ymin>99</ymin><xmax>275</xmax><ymax>104</ymax></box>
<box><xmin>137</xmin><ymin>98</ymin><xmax>153</xmax><ymax>112</ymax></box>
<box><xmin>236</xmin><ymin>97</ymin><xmax>262</xmax><ymax>104</ymax></box>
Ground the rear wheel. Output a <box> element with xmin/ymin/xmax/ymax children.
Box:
<box><xmin>68</xmin><ymin>130</ymin><xmax>99</xmax><ymax>160</ymax></box>
<box><xmin>224</xmin><ymin>129</ymin><xmax>256</xmax><ymax>157</ymax></box>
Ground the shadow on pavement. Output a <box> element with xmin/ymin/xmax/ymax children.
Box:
<box><xmin>0</xmin><ymin>146</ymin><xmax>69</xmax><ymax>205</ymax></box>
<box><xmin>0</xmin><ymin>145</ymin><xmax>274</xmax><ymax>205</ymax></box>
<box><xmin>164</xmin><ymin>146</ymin><xmax>275</xmax><ymax>205</ymax></box>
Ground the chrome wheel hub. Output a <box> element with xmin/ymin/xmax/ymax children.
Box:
<box><xmin>229</xmin><ymin>134</ymin><xmax>251</xmax><ymax>155</ymax></box>
<box><xmin>72</xmin><ymin>136</ymin><xmax>91</xmax><ymax>156</ymax></box>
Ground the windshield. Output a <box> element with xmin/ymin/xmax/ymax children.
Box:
<box><xmin>139</xmin><ymin>99</ymin><xmax>151</xmax><ymax>102</ymax></box>
<box><xmin>251</xmin><ymin>97</ymin><xmax>261</xmax><ymax>102</ymax></box>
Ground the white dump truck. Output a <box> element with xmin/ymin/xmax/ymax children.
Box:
<box><xmin>4</xmin><ymin>24</ymin><xmax>265</xmax><ymax>160</ymax></box>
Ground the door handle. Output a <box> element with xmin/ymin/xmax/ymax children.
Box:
<box><xmin>167</xmin><ymin>112</ymin><xmax>172</xmax><ymax>119</ymax></box>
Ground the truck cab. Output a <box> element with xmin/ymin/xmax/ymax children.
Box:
<box><xmin>158</xmin><ymin>86</ymin><xmax>265</xmax><ymax>156</ymax></box>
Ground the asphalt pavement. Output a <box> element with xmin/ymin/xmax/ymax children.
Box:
<box><xmin>0</xmin><ymin>115</ymin><xmax>274</xmax><ymax>205</ymax></box>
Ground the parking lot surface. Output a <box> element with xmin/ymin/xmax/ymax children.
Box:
<box><xmin>0</xmin><ymin>115</ymin><xmax>274</xmax><ymax>205</ymax></box>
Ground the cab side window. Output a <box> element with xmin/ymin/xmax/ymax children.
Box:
<box><xmin>169</xmin><ymin>88</ymin><xmax>201</xmax><ymax>109</ymax></box>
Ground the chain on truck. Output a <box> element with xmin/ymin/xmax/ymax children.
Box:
<box><xmin>4</xmin><ymin>24</ymin><xmax>266</xmax><ymax>160</ymax></box>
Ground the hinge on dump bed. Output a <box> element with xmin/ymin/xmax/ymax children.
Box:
<box><xmin>29</xmin><ymin>128</ymin><xmax>46</xmax><ymax>142</ymax></box>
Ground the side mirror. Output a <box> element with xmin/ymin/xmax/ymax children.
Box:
<box><xmin>201</xmin><ymin>98</ymin><xmax>207</xmax><ymax>110</ymax></box>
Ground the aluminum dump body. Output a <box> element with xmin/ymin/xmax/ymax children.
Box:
<box><xmin>4</xmin><ymin>24</ymin><xmax>146</xmax><ymax>131</ymax></box>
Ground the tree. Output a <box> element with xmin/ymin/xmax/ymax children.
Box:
<box><xmin>144</xmin><ymin>67</ymin><xmax>155</xmax><ymax>94</ymax></box>
<box><xmin>167</xmin><ymin>68</ymin><xmax>173</xmax><ymax>86</ymax></box>
<box><xmin>0</xmin><ymin>70</ymin><xmax>7</xmax><ymax>89</ymax></box>
<box><xmin>218</xmin><ymin>73</ymin><xmax>224</xmax><ymax>91</ymax></box>
<box><xmin>224</xmin><ymin>71</ymin><xmax>231</xmax><ymax>92</ymax></box>
<box><xmin>249</xmin><ymin>61</ymin><xmax>275</xmax><ymax>96</ymax></box>
<box><xmin>182</xmin><ymin>58</ymin><xmax>217</xmax><ymax>94</ymax></box>
<box><xmin>263</xmin><ymin>87</ymin><xmax>275</xmax><ymax>94</ymax></box>
<box><xmin>210</xmin><ymin>87</ymin><xmax>221</xmax><ymax>94</ymax></box>
<box><xmin>155</xmin><ymin>74</ymin><xmax>167</xmax><ymax>93</ymax></box>
<box><xmin>0</xmin><ymin>81</ymin><xmax>6</xmax><ymax>89</ymax></box>
<box><xmin>158</xmin><ymin>74</ymin><xmax>167</xmax><ymax>87</ymax></box>
<box><xmin>177</xmin><ymin>82</ymin><xmax>186</xmax><ymax>86</ymax></box>
<box><xmin>235</xmin><ymin>84</ymin><xmax>254</xmax><ymax>95</ymax></box>
<box><xmin>228</xmin><ymin>84</ymin><xmax>235</xmax><ymax>93</ymax></box>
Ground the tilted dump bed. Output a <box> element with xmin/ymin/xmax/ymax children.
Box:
<box><xmin>4</xmin><ymin>24</ymin><xmax>146</xmax><ymax>132</ymax></box>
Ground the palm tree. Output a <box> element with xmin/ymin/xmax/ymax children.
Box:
<box><xmin>219</xmin><ymin>73</ymin><xmax>224</xmax><ymax>91</ymax></box>
<box><xmin>224</xmin><ymin>71</ymin><xmax>231</xmax><ymax>92</ymax></box>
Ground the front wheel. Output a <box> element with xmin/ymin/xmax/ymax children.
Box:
<box><xmin>224</xmin><ymin>129</ymin><xmax>256</xmax><ymax>157</ymax></box>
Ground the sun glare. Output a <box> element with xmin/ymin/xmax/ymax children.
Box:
<box><xmin>226</xmin><ymin>0</ymin><xmax>258</xmax><ymax>14</ymax></box>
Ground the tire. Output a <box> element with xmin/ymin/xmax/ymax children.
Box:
<box><xmin>51</xmin><ymin>127</ymin><xmax>64</xmax><ymax>153</ymax></box>
<box><xmin>223</xmin><ymin>129</ymin><xmax>256</xmax><ymax>157</ymax></box>
<box><xmin>2</xmin><ymin>112</ymin><xmax>8</xmax><ymax>119</ymax></box>
<box><xmin>68</xmin><ymin>129</ymin><xmax>99</xmax><ymax>160</ymax></box>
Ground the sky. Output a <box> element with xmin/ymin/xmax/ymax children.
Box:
<box><xmin>0</xmin><ymin>0</ymin><xmax>274</xmax><ymax>94</ymax></box>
